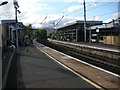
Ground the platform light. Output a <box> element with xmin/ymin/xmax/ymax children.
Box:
<box><xmin>0</xmin><ymin>1</ymin><xmax>8</xmax><ymax>6</ymax></box>
<box><xmin>13</xmin><ymin>0</ymin><xmax>21</xmax><ymax>50</ymax></box>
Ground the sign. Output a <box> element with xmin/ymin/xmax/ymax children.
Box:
<box><xmin>16</xmin><ymin>33</ymin><xmax>19</xmax><ymax>36</ymax></box>
<box><xmin>92</xmin><ymin>34</ymin><xmax>97</xmax><ymax>37</ymax></box>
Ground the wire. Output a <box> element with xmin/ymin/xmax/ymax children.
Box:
<box><xmin>40</xmin><ymin>2</ymin><xmax>75</xmax><ymax>25</ymax></box>
<box><xmin>54</xmin><ymin>1</ymin><xmax>75</xmax><ymax>14</ymax></box>
<box><xmin>87</xmin><ymin>2</ymin><xmax>113</xmax><ymax>12</ymax></box>
<box><xmin>87</xmin><ymin>11</ymin><xmax>118</xmax><ymax>20</ymax></box>
<box><xmin>55</xmin><ymin>2</ymin><xmax>100</xmax><ymax>25</ymax></box>
<box><xmin>74</xmin><ymin>1</ymin><xmax>117</xmax><ymax>17</ymax></box>
<box><xmin>65</xmin><ymin>2</ymin><xmax>98</xmax><ymax>16</ymax></box>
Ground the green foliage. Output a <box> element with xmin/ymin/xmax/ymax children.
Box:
<box><xmin>49</xmin><ymin>30</ymin><xmax>59</xmax><ymax>39</ymax></box>
<box><xmin>25</xmin><ymin>24</ymin><xmax>35</xmax><ymax>36</ymax></box>
<box><xmin>36</xmin><ymin>29</ymin><xmax>47</xmax><ymax>39</ymax></box>
<box><xmin>48</xmin><ymin>33</ymin><xmax>52</xmax><ymax>38</ymax></box>
<box><xmin>25</xmin><ymin>24</ymin><xmax>47</xmax><ymax>39</ymax></box>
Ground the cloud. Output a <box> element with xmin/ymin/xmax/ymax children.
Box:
<box><xmin>87</xmin><ymin>16</ymin><xmax>100</xmax><ymax>21</ymax></box>
<box><xmin>65</xmin><ymin>5</ymin><xmax>83</xmax><ymax>13</ymax></box>
<box><xmin>103</xmin><ymin>19</ymin><xmax>112</xmax><ymax>23</ymax></box>
<box><xmin>0</xmin><ymin>0</ymin><xmax>50</xmax><ymax>26</ymax></box>
<box><xmin>1</xmin><ymin>0</ymin><xmax>119</xmax><ymax>28</ymax></box>
<box><xmin>34</xmin><ymin>0</ymin><xmax>119</xmax><ymax>2</ymax></box>
<box><xmin>112</xmin><ymin>12</ymin><xmax>120</xmax><ymax>18</ymax></box>
<box><xmin>0</xmin><ymin>0</ymin><xmax>14</xmax><ymax>20</ymax></box>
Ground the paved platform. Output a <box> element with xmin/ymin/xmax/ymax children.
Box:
<box><xmin>48</xmin><ymin>39</ymin><xmax>120</xmax><ymax>53</ymax></box>
<box><xmin>2</xmin><ymin>48</ymin><xmax>15</xmax><ymax>89</ymax></box>
<box><xmin>0</xmin><ymin>48</ymin><xmax>2</xmax><ymax>89</ymax></box>
<box><xmin>34</xmin><ymin>40</ymin><xmax>120</xmax><ymax>89</ymax></box>
<box><xmin>5</xmin><ymin>45</ymin><xmax>98</xmax><ymax>88</ymax></box>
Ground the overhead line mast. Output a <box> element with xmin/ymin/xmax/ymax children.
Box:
<box><xmin>40</xmin><ymin>16</ymin><xmax>47</xmax><ymax>24</ymax></box>
<box><xmin>84</xmin><ymin>0</ymin><xmax>87</xmax><ymax>42</ymax></box>
<box><xmin>56</xmin><ymin>16</ymin><xmax>64</xmax><ymax>25</ymax></box>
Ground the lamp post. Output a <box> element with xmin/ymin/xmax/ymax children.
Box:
<box><xmin>83</xmin><ymin>0</ymin><xmax>87</xmax><ymax>42</ymax></box>
<box><xmin>0</xmin><ymin>1</ymin><xmax>8</xmax><ymax>48</ymax></box>
<box><xmin>89</xmin><ymin>28</ymin><xmax>92</xmax><ymax>44</ymax></box>
<box><xmin>13</xmin><ymin>0</ymin><xmax>20</xmax><ymax>49</ymax></box>
<box><xmin>96</xmin><ymin>28</ymin><xmax>99</xmax><ymax>43</ymax></box>
<box><xmin>0</xmin><ymin>1</ymin><xmax>8</xmax><ymax>6</ymax></box>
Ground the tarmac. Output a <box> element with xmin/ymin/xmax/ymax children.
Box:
<box><xmin>5</xmin><ymin>45</ymin><xmax>97</xmax><ymax>88</ymax></box>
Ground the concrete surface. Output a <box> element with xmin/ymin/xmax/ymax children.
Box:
<box><xmin>0</xmin><ymin>47</ymin><xmax>2</xmax><ymax>89</ymax></box>
<box><xmin>5</xmin><ymin>45</ymin><xmax>97</xmax><ymax>88</ymax></box>
<box><xmin>34</xmin><ymin>40</ymin><xmax>120</xmax><ymax>89</ymax></box>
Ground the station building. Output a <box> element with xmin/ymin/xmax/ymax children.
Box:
<box><xmin>55</xmin><ymin>18</ymin><xmax>120</xmax><ymax>46</ymax></box>
<box><xmin>56</xmin><ymin>20</ymin><xmax>103</xmax><ymax>42</ymax></box>
<box><xmin>88</xmin><ymin>18</ymin><xmax>120</xmax><ymax>46</ymax></box>
<box><xmin>0</xmin><ymin>20</ymin><xmax>25</xmax><ymax>52</ymax></box>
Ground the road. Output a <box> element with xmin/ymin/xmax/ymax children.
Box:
<box><xmin>5</xmin><ymin>45</ymin><xmax>97</xmax><ymax>89</ymax></box>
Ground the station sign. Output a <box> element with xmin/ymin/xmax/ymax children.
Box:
<box><xmin>92</xmin><ymin>34</ymin><xmax>97</xmax><ymax>37</ymax></box>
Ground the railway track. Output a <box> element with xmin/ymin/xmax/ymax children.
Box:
<box><xmin>37</xmin><ymin>39</ymin><xmax>120</xmax><ymax>75</ymax></box>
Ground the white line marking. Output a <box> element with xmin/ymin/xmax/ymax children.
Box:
<box><xmin>50</xmin><ymin>47</ymin><xmax>120</xmax><ymax>78</ymax></box>
<box><xmin>2</xmin><ymin>49</ymin><xmax>15</xmax><ymax>89</ymax></box>
<box><xmin>34</xmin><ymin>41</ymin><xmax>120</xmax><ymax>78</ymax></box>
<box><xmin>49</xmin><ymin>39</ymin><xmax>120</xmax><ymax>53</ymax></box>
<box><xmin>36</xmin><ymin>46</ymin><xmax>104</xmax><ymax>89</ymax></box>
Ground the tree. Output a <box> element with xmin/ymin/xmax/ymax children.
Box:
<box><xmin>48</xmin><ymin>33</ymin><xmax>52</xmax><ymax>38</ymax></box>
<box><xmin>25</xmin><ymin>24</ymin><xmax>35</xmax><ymax>36</ymax></box>
<box><xmin>36</xmin><ymin>29</ymin><xmax>47</xmax><ymax>39</ymax></box>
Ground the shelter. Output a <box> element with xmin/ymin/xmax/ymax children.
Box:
<box><xmin>56</xmin><ymin>20</ymin><xmax>103</xmax><ymax>42</ymax></box>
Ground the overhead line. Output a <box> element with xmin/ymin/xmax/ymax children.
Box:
<box><xmin>54</xmin><ymin>1</ymin><xmax>74</xmax><ymax>14</ymax></box>
<box><xmin>87</xmin><ymin>2</ymin><xmax>113</xmax><ymax>12</ymax></box>
<box><xmin>65</xmin><ymin>2</ymin><xmax>98</xmax><ymax>16</ymax></box>
<box><xmin>74</xmin><ymin>1</ymin><xmax>116</xmax><ymax>17</ymax></box>
<box><xmin>87</xmin><ymin>11</ymin><xmax>118</xmax><ymax>19</ymax></box>
<box><xmin>55</xmin><ymin>2</ymin><xmax>100</xmax><ymax>25</ymax></box>
<box><xmin>49</xmin><ymin>0</ymin><xmax>118</xmax><ymax>26</ymax></box>
<box><xmin>40</xmin><ymin>2</ymin><xmax>74</xmax><ymax>25</ymax></box>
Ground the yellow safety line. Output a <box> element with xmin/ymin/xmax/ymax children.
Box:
<box><xmin>38</xmin><ymin>47</ymin><xmax>104</xmax><ymax>89</ymax></box>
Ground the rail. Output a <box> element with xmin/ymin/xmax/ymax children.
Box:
<box><xmin>37</xmin><ymin>39</ymin><xmax>120</xmax><ymax>75</ymax></box>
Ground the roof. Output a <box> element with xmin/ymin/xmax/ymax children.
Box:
<box><xmin>88</xmin><ymin>23</ymin><xmax>120</xmax><ymax>30</ymax></box>
<box><xmin>57</xmin><ymin>20</ymin><xmax>103</xmax><ymax>30</ymax></box>
<box><xmin>1</xmin><ymin>20</ymin><xmax>16</xmax><ymax>24</ymax></box>
<box><xmin>65</xmin><ymin>20</ymin><xmax>102</xmax><ymax>26</ymax></box>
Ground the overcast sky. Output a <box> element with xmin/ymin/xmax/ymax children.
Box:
<box><xmin>0</xmin><ymin>0</ymin><xmax>119</xmax><ymax>29</ymax></box>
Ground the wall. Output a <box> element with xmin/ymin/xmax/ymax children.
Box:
<box><xmin>103</xmin><ymin>36</ymin><xmax>120</xmax><ymax>46</ymax></box>
<box><xmin>0</xmin><ymin>25</ymin><xmax>2</xmax><ymax>47</ymax></box>
<box><xmin>1</xmin><ymin>25</ymin><xmax>7</xmax><ymax>51</ymax></box>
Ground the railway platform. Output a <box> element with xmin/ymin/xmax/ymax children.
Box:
<box><xmin>4</xmin><ymin>40</ymin><xmax>120</xmax><ymax>89</ymax></box>
<box><xmin>5</xmin><ymin>44</ymin><xmax>97</xmax><ymax>89</ymax></box>
<box><xmin>34</xmin><ymin>40</ymin><xmax>120</xmax><ymax>89</ymax></box>
<box><xmin>48</xmin><ymin>39</ymin><xmax>119</xmax><ymax>53</ymax></box>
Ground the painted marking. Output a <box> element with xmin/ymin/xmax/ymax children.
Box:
<box><xmin>36</xmin><ymin>46</ymin><xmax>104</xmax><ymax>89</ymax></box>
<box><xmin>49</xmin><ymin>39</ymin><xmax>120</xmax><ymax>53</ymax></box>
<box><xmin>43</xmin><ymin>46</ymin><xmax>49</xmax><ymax>49</ymax></box>
<box><xmin>2</xmin><ymin>49</ymin><xmax>15</xmax><ymax>89</ymax></box>
<box><xmin>61</xmin><ymin>56</ymin><xmax>71</xmax><ymax>59</ymax></box>
<box><xmin>34</xmin><ymin>41</ymin><xmax>120</xmax><ymax>77</ymax></box>
<box><xmin>47</xmin><ymin>46</ymin><xmax>120</xmax><ymax>78</ymax></box>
